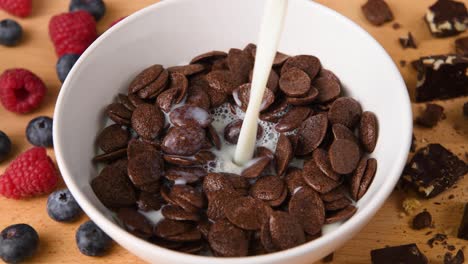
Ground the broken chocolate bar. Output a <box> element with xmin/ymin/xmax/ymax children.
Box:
<box><xmin>425</xmin><ymin>0</ymin><xmax>468</xmax><ymax>37</ymax></box>
<box><xmin>458</xmin><ymin>203</ymin><xmax>468</xmax><ymax>240</ymax></box>
<box><xmin>370</xmin><ymin>244</ymin><xmax>428</xmax><ymax>264</ymax></box>
<box><xmin>403</xmin><ymin>144</ymin><xmax>467</xmax><ymax>198</ymax></box>
<box><xmin>416</xmin><ymin>103</ymin><xmax>444</xmax><ymax>128</ymax></box>
<box><xmin>455</xmin><ymin>37</ymin><xmax>468</xmax><ymax>56</ymax></box>
<box><xmin>412</xmin><ymin>55</ymin><xmax>468</xmax><ymax>102</ymax></box>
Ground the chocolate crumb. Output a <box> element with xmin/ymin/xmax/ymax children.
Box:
<box><xmin>416</xmin><ymin>103</ymin><xmax>444</xmax><ymax>128</ymax></box>
<box><xmin>400</xmin><ymin>60</ymin><xmax>407</xmax><ymax>67</ymax></box>
<box><xmin>444</xmin><ymin>250</ymin><xmax>464</xmax><ymax>264</ymax></box>
<box><xmin>448</xmin><ymin>194</ymin><xmax>455</xmax><ymax>199</ymax></box>
<box><xmin>425</xmin><ymin>231</ymin><xmax>433</xmax><ymax>236</ymax></box>
<box><xmin>399</xmin><ymin>32</ymin><xmax>417</xmax><ymax>49</ymax></box>
<box><xmin>447</xmin><ymin>245</ymin><xmax>456</xmax><ymax>251</ymax></box>
<box><xmin>392</xmin><ymin>22</ymin><xmax>401</xmax><ymax>30</ymax></box>
<box><xmin>322</xmin><ymin>253</ymin><xmax>334</xmax><ymax>263</ymax></box>
<box><xmin>361</xmin><ymin>0</ymin><xmax>394</xmax><ymax>26</ymax></box>
<box><xmin>427</xmin><ymin>233</ymin><xmax>447</xmax><ymax>248</ymax></box>
<box><xmin>413</xmin><ymin>211</ymin><xmax>432</xmax><ymax>230</ymax></box>
<box><xmin>410</xmin><ymin>134</ymin><xmax>416</xmax><ymax>152</ymax></box>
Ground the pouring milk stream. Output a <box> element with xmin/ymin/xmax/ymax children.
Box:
<box><xmin>234</xmin><ymin>0</ymin><xmax>288</xmax><ymax>165</ymax></box>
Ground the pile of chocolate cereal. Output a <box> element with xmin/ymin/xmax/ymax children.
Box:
<box><xmin>91</xmin><ymin>44</ymin><xmax>379</xmax><ymax>257</ymax></box>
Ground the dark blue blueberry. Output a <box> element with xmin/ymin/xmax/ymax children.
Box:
<box><xmin>0</xmin><ymin>131</ymin><xmax>12</xmax><ymax>163</ymax></box>
<box><xmin>26</xmin><ymin>116</ymin><xmax>53</xmax><ymax>147</ymax></box>
<box><xmin>69</xmin><ymin>0</ymin><xmax>106</xmax><ymax>21</ymax></box>
<box><xmin>47</xmin><ymin>189</ymin><xmax>82</xmax><ymax>222</ymax></box>
<box><xmin>0</xmin><ymin>224</ymin><xmax>39</xmax><ymax>264</ymax></box>
<box><xmin>76</xmin><ymin>221</ymin><xmax>112</xmax><ymax>256</ymax></box>
<box><xmin>56</xmin><ymin>54</ymin><xmax>80</xmax><ymax>83</ymax></box>
<box><xmin>0</xmin><ymin>19</ymin><xmax>22</xmax><ymax>47</ymax></box>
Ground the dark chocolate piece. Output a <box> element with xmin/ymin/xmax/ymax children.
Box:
<box><xmin>425</xmin><ymin>0</ymin><xmax>468</xmax><ymax>37</ymax></box>
<box><xmin>370</xmin><ymin>244</ymin><xmax>428</xmax><ymax>264</ymax></box>
<box><xmin>444</xmin><ymin>250</ymin><xmax>465</xmax><ymax>264</ymax></box>
<box><xmin>455</xmin><ymin>37</ymin><xmax>468</xmax><ymax>56</ymax></box>
<box><xmin>392</xmin><ymin>22</ymin><xmax>401</xmax><ymax>29</ymax></box>
<box><xmin>399</xmin><ymin>32</ymin><xmax>417</xmax><ymax>49</ymax></box>
<box><xmin>416</xmin><ymin>103</ymin><xmax>445</xmax><ymax>127</ymax></box>
<box><xmin>362</xmin><ymin>0</ymin><xmax>394</xmax><ymax>26</ymax></box>
<box><xmin>427</xmin><ymin>233</ymin><xmax>447</xmax><ymax>248</ymax></box>
<box><xmin>413</xmin><ymin>55</ymin><xmax>468</xmax><ymax>102</ymax></box>
<box><xmin>457</xmin><ymin>203</ymin><xmax>468</xmax><ymax>240</ymax></box>
<box><xmin>412</xmin><ymin>211</ymin><xmax>432</xmax><ymax>230</ymax></box>
<box><xmin>403</xmin><ymin>144</ymin><xmax>467</xmax><ymax>198</ymax></box>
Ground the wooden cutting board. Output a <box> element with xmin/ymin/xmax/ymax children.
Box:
<box><xmin>0</xmin><ymin>0</ymin><xmax>467</xmax><ymax>263</ymax></box>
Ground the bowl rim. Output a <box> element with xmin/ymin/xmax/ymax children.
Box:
<box><xmin>53</xmin><ymin>0</ymin><xmax>413</xmax><ymax>262</ymax></box>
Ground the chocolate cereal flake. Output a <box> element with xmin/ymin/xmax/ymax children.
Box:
<box><xmin>362</xmin><ymin>0</ymin><xmax>394</xmax><ymax>26</ymax></box>
<box><xmin>269</xmin><ymin>211</ymin><xmax>306</xmax><ymax>250</ymax></box>
<box><xmin>289</xmin><ymin>187</ymin><xmax>325</xmax><ymax>235</ymax></box>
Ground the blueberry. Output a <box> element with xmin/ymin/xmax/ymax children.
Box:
<box><xmin>56</xmin><ymin>54</ymin><xmax>80</xmax><ymax>83</ymax></box>
<box><xmin>0</xmin><ymin>131</ymin><xmax>12</xmax><ymax>162</ymax></box>
<box><xmin>47</xmin><ymin>189</ymin><xmax>82</xmax><ymax>222</ymax></box>
<box><xmin>26</xmin><ymin>116</ymin><xmax>53</xmax><ymax>147</ymax></box>
<box><xmin>0</xmin><ymin>19</ymin><xmax>22</xmax><ymax>47</ymax></box>
<box><xmin>76</xmin><ymin>221</ymin><xmax>112</xmax><ymax>256</ymax></box>
<box><xmin>0</xmin><ymin>224</ymin><xmax>39</xmax><ymax>263</ymax></box>
<box><xmin>69</xmin><ymin>0</ymin><xmax>106</xmax><ymax>21</ymax></box>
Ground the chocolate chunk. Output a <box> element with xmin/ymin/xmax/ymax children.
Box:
<box><xmin>241</xmin><ymin>156</ymin><xmax>271</xmax><ymax>179</ymax></box>
<box><xmin>275</xmin><ymin>134</ymin><xmax>293</xmax><ymax>176</ymax></box>
<box><xmin>359</xmin><ymin>111</ymin><xmax>378</xmax><ymax>153</ymax></box>
<box><xmin>370</xmin><ymin>244</ymin><xmax>428</xmax><ymax>264</ymax></box>
<box><xmin>350</xmin><ymin>157</ymin><xmax>368</xmax><ymax>200</ymax></box>
<box><xmin>138</xmin><ymin>69</ymin><xmax>169</xmax><ymax>99</ymax></box>
<box><xmin>96</xmin><ymin>124</ymin><xmax>130</xmax><ymax>153</ymax></box>
<box><xmin>332</xmin><ymin>123</ymin><xmax>358</xmax><ymax>144</ymax></box>
<box><xmin>269</xmin><ymin>211</ymin><xmax>306</xmax><ymax>250</ymax></box>
<box><xmin>164</xmin><ymin>166</ymin><xmax>206</xmax><ymax>183</ymax></box>
<box><xmin>444</xmin><ymin>250</ymin><xmax>465</xmax><ymax>264</ymax></box>
<box><xmin>325</xmin><ymin>205</ymin><xmax>357</xmax><ymax>224</ymax></box>
<box><xmin>286</xmin><ymin>87</ymin><xmax>319</xmax><ymax>106</ymax></box>
<box><xmin>427</xmin><ymin>233</ymin><xmax>447</xmax><ymax>248</ymax></box>
<box><xmin>413</xmin><ymin>55</ymin><xmax>468</xmax><ymax>102</ymax></box>
<box><xmin>303</xmin><ymin>158</ymin><xmax>341</xmax><ymax>194</ymax></box>
<box><xmin>250</xmin><ymin>175</ymin><xmax>285</xmax><ymax>201</ymax></box>
<box><xmin>313</xmin><ymin>69</ymin><xmax>341</xmax><ymax>103</ymax></box>
<box><xmin>208</xmin><ymin>219</ymin><xmax>249</xmax><ymax>257</ymax></box>
<box><xmin>225</xmin><ymin>196</ymin><xmax>270</xmax><ymax>230</ymax></box>
<box><xmin>399</xmin><ymin>32</ymin><xmax>417</xmax><ymax>49</ymax></box>
<box><xmin>329</xmin><ymin>139</ymin><xmax>361</xmax><ymax>174</ymax></box>
<box><xmin>234</xmin><ymin>83</ymin><xmax>275</xmax><ymax>112</ymax></box>
<box><xmin>313</xmin><ymin>148</ymin><xmax>340</xmax><ymax>181</ymax></box>
<box><xmin>425</xmin><ymin>0</ymin><xmax>468</xmax><ymax>37</ymax></box>
<box><xmin>167</xmin><ymin>64</ymin><xmax>205</xmax><ymax>76</ymax></box>
<box><xmin>296</xmin><ymin>113</ymin><xmax>328</xmax><ymax>155</ymax></box>
<box><xmin>169</xmin><ymin>105</ymin><xmax>212</xmax><ymax>128</ymax></box>
<box><xmin>275</xmin><ymin>107</ymin><xmax>311</xmax><ymax>133</ymax></box>
<box><xmin>131</xmin><ymin>104</ymin><xmax>165</xmax><ymax>140</ymax></box>
<box><xmin>403</xmin><ymin>144</ymin><xmax>467</xmax><ymax>198</ymax></box>
<box><xmin>118</xmin><ymin>208</ymin><xmax>153</xmax><ymax>238</ymax></box>
<box><xmin>91</xmin><ymin>163</ymin><xmax>136</xmax><ymax>208</ymax></box>
<box><xmin>227</xmin><ymin>48</ymin><xmax>254</xmax><ymax>86</ymax></box>
<box><xmin>455</xmin><ymin>37</ymin><xmax>468</xmax><ymax>56</ymax></box>
<box><xmin>128</xmin><ymin>64</ymin><xmax>164</xmax><ymax>93</ymax></box>
<box><xmin>161</xmin><ymin>126</ymin><xmax>206</xmax><ymax>156</ymax></box>
<box><xmin>458</xmin><ymin>203</ymin><xmax>468</xmax><ymax>240</ymax></box>
<box><xmin>328</xmin><ymin>97</ymin><xmax>362</xmax><ymax>128</ymax></box>
<box><xmin>281</xmin><ymin>55</ymin><xmax>321</xmax><ymax>80</ymax></box>
<box><xmin>279</xmin><ymin>67</ymin><xmax>311</xmax><ymax>97</ymax></box>
<box><xmin>412</xmin><ymin>211</ymin><xmax>432</xmax><ymax>230</ymax></box>
<box><xmin>162</xmin><ymin>205</ymin><xmax>200</xmax><ymax>222</ymax></box>
<box><xmin>289</xmin><ymin>187</ymin><xmax>325</xmax><ymax>235</ymax></box>
<box><xmin>137</xmin><ymin>191</ymin><xmax>163</xmax><ymax>211</ymax></box>
<box><xmin>416</xmin><ymin>103</ymin><xmax>445</xmax><ymax>128</ymax></box>
<box><xmin>357</xmin><ymin>158</ymin><xmax>377</xmax><ymax>199</ymax></box>
<box><xmin>392</xmin><ymin>22</ymin><xmax>401</xmax><ymax>29</ymax></box>
<box><xmin>362</xmin><ymin>0</ymin><xmax>394</xmax><ymax>26</ymax></box>
<box><xmin>106</xmin><ymin>103</ymin><xmax>131</xmax><ymax>125</ymax></box>
<box><xmin>190</xmin><ymin>51</ymin><xmax>227</xmax><ymax>64</ymax></box>
<box><xmin>224</xmin><ymin>119</ymin><xmax>262</xmax><ymax>144</ymax></box>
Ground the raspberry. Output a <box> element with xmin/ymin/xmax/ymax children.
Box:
<box><xmin>0</xmin><ymin>0</ymin><xmax>32</xmax><ymax>18</ymax></box>
<box><xmin>0</xmin><ymin>147</ymin><xmax>58</xmax><ymax>199</ymax></box>
<box><xmin>0</xmin><ymin>69</ymin><xmax>47</xmax><ymax>114</ymax></box>
<box><xmin>49</xmin><ymin>11</ymin><xmax>97</xmax><ymax>57</ymax></box>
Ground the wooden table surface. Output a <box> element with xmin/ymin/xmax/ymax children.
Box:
<box><xmin>1</xmin><ymin>0</ymin><xmax>467</xmax><ymax>263</ymax></box>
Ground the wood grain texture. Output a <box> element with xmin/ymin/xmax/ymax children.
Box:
<box><xmin>0</xmin><ymin>0</ymin><xmax>467</xmax><ymax>263</ymax></box>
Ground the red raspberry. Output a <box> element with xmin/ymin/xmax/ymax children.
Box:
<box><xmin>0</xmin><ymin>69</ymin><xmax>47</xmax><ymax>114</ymax></box>
<box><xmin>0</xmin><ymin>0</ymin><xmax>32</xmax><ymax>18</ymax></box>
<box><xmin>0</xmin><ymin>147</ymin><xmax>58</xmax><ymax>199</ymax></box>
<box><xmin>49</xmin><ymin>11</ymin><xmax>97</xmax><ymax>57</ymax></box>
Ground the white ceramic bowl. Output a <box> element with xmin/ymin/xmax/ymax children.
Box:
<box><xmin>53</xmin><ymin>0</ymin><xmax>412</xmax><ymax>263</ymax></box>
